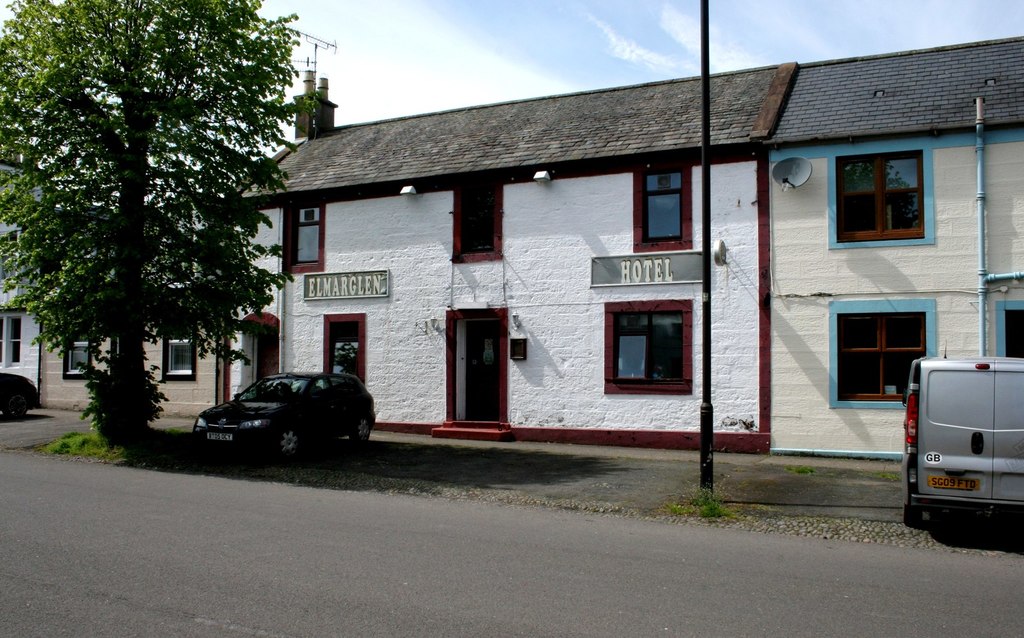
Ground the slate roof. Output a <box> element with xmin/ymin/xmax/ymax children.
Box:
<box><xmin>772</xmin><ymin>37</ymin><xmax>1024</xmax><ymax>144</ymax></box>
<box><xmin>277</xmin><ymin>66</ymin><xmax>782</xmax><ymax>194</ymax></box>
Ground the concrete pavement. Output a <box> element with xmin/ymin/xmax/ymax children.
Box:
<box><xmin>0</xmin><ymin>408</ymin><xmax>904</xmax><ymax>523</ymax></box>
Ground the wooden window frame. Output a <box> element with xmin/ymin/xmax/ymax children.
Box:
<box><xmin>837</xmin><ymin>152</ymin><xmax>924</xmax><ymax>243</ymax></box>
<box><xmin>837</xmin><ymin>312</ymin><xmax>925</xmax><ymax>401</ymax></box>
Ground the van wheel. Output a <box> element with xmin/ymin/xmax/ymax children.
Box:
<box><xmin>903</xmin><ymin>504</ymin><xmax>927</xmax><ymax>530</ymax></box>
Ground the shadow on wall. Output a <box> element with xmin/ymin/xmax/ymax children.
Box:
<box><xmin>772</xmin><ymin>299</ymin><xmax>877</xmax><ymax>447</ymax></box>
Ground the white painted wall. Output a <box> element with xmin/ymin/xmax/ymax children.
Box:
<box><xmin>259</xmin><ymin>160</ymin><xmax>763</xmax><ymax>434</ymax></box>
<box><xmin>770</xmin><ymin>138</ymin><xmax>1024</xmax><ymax>454</ymax></box>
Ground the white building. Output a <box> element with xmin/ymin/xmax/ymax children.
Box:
<box><xmin>242</xmin><ymin>68</ymin><xmax>789</xmax><ymax>451</ymax></box>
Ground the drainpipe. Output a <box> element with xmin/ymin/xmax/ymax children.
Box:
<box><xmin>976</xmin><ymin>97</ymin><xmax>987</xmax><ymax>356</ymax></box>
<box><xmin>976</xmin><ymin>96</ymin><xmax>1024</xmax><ymax>349</ymax></box>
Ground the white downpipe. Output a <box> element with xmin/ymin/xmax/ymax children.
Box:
<box><xmin>976</xmin><ymin>97</ymin><xmax>988</xmax><ymax>356</ymax></box>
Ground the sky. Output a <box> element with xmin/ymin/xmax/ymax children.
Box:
<box><xmin>2</xmin><ymin>0</ymin><xmax>1024</xmax><ymax>126</ymax></box>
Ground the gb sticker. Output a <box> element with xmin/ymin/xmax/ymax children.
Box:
<box><xmin>924</xmin><ymin>452</ymin><xmax>942</xmax><ymax>464</ymax></box>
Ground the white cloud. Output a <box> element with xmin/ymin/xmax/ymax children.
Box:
<box><xmin>586</xmin><ymin>13</ymin><xmax>682</xmax><ymax>74</ymax></box>
<box><xmin>660</xmin><ymin>3</ymin><xmax>765</xmax><ymax>73</ymax></box>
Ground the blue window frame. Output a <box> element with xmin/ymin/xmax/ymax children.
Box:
<box><xmin>995</xmin><ymin>300</ymin><xmax>1024</xmax><ymax>357</ymax></box>
<box><xmin>829</xmin><ymin>299</ymin><xmax>937</xmax><ymax>409</ymax></box>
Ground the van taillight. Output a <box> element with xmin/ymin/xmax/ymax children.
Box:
<box><xmin>904</xmin><ymin>393</ymin><xmax>919</xmax><ymax>444</ymax></box>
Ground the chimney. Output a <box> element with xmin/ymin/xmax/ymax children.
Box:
<box><xmin>293</xmin><ymin>71</ymin><xmax>337</xmax><ymax>141</ymax></box>
<box><xmin>317</xmin><ymin>77</ymin><xmax>336</xmax><ymax>130</ymax></box>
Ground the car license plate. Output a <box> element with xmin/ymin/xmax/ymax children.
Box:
<box><xmin>207</xmin><ymin>432</ymin><xmax>233</xmax><ymax>442</ymax></box>
<box><xmin>927</xmin><ymin>475</ymin><xmax>979</xmax><ymax>491</ymax></box>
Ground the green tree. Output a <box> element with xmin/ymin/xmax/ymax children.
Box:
<box><xmin>0</xmin><ymin>0</ymin><xmax>298</xmax><ymax>442</ymax></box>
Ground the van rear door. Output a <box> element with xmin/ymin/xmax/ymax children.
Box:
<box><xmin>992</xmin><ymin>365</ymin><xmax>1024</xmax><ymax>502</ymax></box>
<box><xmin>919</xmin><ymin>362</ymin><xmax>993</xmax><ymax>500</ymax></box>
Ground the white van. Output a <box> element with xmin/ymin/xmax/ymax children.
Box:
<box><xmin>901</xmin><ymin>357</ymin><xmax>1024</xmax><ymax>528</ymax></box>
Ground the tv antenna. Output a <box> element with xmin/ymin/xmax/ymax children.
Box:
<box><xmin>290</xmin><ymin>29</ymin><xmax>337</xmax><ymax>79</ymax></box>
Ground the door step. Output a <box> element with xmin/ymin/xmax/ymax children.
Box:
<box><xmin>432</xmin><ymin>424</ymin><xmax>514</xmax><ymax>442</ymax></box>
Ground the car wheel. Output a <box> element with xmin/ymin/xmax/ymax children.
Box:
<box><xmin>351</xmin><ymin>415</ymin><xmax>373</xmax><ymax>443</ymax></box>
<box><xmin>277</xmin><ymin>429</ymin><xmax>301</xmax><ymax>457</ymax></box>
<box><xmin>3</xmin><ymin>393</ymin><xmax>28</xmax><ymax>418</ymax></box>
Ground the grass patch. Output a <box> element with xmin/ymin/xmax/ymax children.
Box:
<box><xmin>874</xmin><ymin>471</ymin><xmax>900</xmax><ymax>481</ymax></box>
<box><xmin>664</xmin><ymin>487</ymin><xmax>735</xmax><ymax>519</ymax></box>
<box><xmin>785</xmin><ymin>465</ymin><xmax>815</xmax><ymax>475</ymax></box>
<box><xmin>41</xmin><ymin>428</ymin><xmax>198</xmax><ymax>467</ymax></box>
<box><xmin>42</xmin><ymin>431</ymin><xmax>124</xmax><ymax>461</ymax></box>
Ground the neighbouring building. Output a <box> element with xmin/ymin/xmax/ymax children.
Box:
<box><xmin>768</xmin><ymin>37</ymin><xmax>1024</xmax><ymax>457</ymax></box>
<box><xmin>240</xmin><ymin>68</ymin><xmax>791</xmax><ymax>451</ymax></box>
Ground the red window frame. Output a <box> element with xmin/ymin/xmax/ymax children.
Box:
<box><xmin>604</xmin><ymin>300</ymin><xmax>693</xmax><ymax>395</ymax></box>
<box><xmin>323</xmin><ymin>314</ymin><xmax>366</xmax><ymax>381</ymax></box>
<box><xmin>453</xmin><ymin>184</ymin><xmax>502</xmax><ymax>263</ymax></box>
<box><xmin>633</xmin><ymin>166</ymin><xmax>694</xmax><ymax>253</ymax></box>
<box><xmin>283</xmin><ymin>203</ymin><xmax>325</xmax><ymax>274</ymax></box>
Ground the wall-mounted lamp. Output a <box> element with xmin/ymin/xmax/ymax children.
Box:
<box><xmin>400</xmin><ymin>185</ymin><xmax>417</xmax><ymax>196</ymax></box>
<box><xmin>511</xmin><ymin>313</ymin><xmax>521</xmax><ymax>329</ymax></box>
<box><xmin>533</xmin><ymin>170</ymin><xmax>552</xmax><ymax>182</ymax></box>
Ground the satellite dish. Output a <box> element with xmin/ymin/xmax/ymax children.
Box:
<box><xmin>771</xmin><ymin>157</ymin><xmax>812</xmax><ymax>190</ymax></box>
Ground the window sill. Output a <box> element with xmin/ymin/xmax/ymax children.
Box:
<box><xmin>287</xmin><ymin>261</ymin><xmax>324</xmax><ymax>275</ymax></box>
<box><xmin>453</xmin><ymin>251</ymin><xmax>502</xmax><ymax>264</ymax></box>
<box><xmin>605</xmin><ymin>380</ymin><xmax>692</xmax><ymax>395</ymax></box>
<box><xmin>633</xmin><ymin>239</ymin><xmax>691</xmax><ymax>254</ymax></box>
<box><xmin>163</xmin><ymin>373</ymin><xmax>197</xmax><ymax>382</ymax></box>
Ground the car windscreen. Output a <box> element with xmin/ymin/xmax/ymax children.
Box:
<box><xmin>238</xmin><ymin>377</ymin><xmax>310</xmax><ymax>402</ymax></box>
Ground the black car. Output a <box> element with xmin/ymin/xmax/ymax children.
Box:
<box><xmin>194</xmin><ymin>372</ymin><xmax>375</xmax><ymax>457</ymax></box>
<box><xmin>0</xmin><ymin>372</ymin><xmax>38</xmax><ymax>418</ymax></box>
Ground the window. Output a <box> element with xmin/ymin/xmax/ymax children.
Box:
<box><xmin>837</xmin><ymin>314</ymin><xmax>924</xmax><ymax>401</ymax></box>
<box><xmin>163</xmin><ymin>339</ymin><xmax>196</xmax><ymax>380</ymax></box>
<box><xmin>604</xmin><ymin>300</ymin><xmax>692</xmax><ymax>395</ymax></box>
<box><xmin>837</xmin><ymin>152</ymin><xmax>923</xmax><ymax>242</ymax></box>
<box><xmin>0</xmin><ymin>316</ymin><xmax>18</xmax><ymax>366</ymax></box>
<box><xmin>324</xmin><ymin>314</ymin><xmax>366</xmax><ymax>380</ymax></box>
<box><xmin>830</xmin><ymin>299</ymin><xmax>936</xmax><ymax>407</ymax></box>
<box><xmin>3</xmin><ymin>316</ymin><xmax>21</xmax><ymax>365</ymax></box>
<box><xmin>285</xmin><ymin>205</ymin><xmax>324</xmax><ymax>273</ymax></box>
<box><xmin>634</xmin><ymin>168</ymin><xmax>692</xmax><ymax>252</ymax></box>
<box><xmin>995</xmin><ymin>301</ymin><xmax>1024</xmax><ymax>357</ymax></box>
<box><xmin>453</xmin><ymin>185</ymin><xmax>502</xmax><ymax>262</ymax></box>
<box><xmin>64</xmin><ymin>340</ymin><xmax>89</xmax><ymax>379</ymax></box>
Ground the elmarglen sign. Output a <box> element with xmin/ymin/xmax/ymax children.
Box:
<box><xmin>304</xmin><ymin>270</ymin><xmax>390</xmax><ymax>300</ymax></box>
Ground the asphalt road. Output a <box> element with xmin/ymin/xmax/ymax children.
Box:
<box><xmin>3</xmin><ymin>452</ymin><xmax>1022</xmax><ymax>637</ymax></box>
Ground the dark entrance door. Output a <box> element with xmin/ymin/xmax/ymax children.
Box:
<box><xmin>256</xmin><ymin>332</ymin><xmax>279</xmax><ymax>380</ymax></box>
<box><xmin>1006</xmin><ymin>310</ymin><xmax>1024</xmax><ymax>358</ymax></box>
<box><xmin>465</xmin><ymin>319</ymin><xmax>501</xmax><ymax>422</ymax></box>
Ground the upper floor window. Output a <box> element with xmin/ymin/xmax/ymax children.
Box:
<box><xmin>837</xmin><ymin>152</ymin><xmax>923</xmax><ymax>242</ymax></box>
<box><xmin>604</xmin><ymin>300</ymin><xmax>693</xmax><ymax>395</ymax></box>
<box><xmin>453</xmin><ymin>185</ymin><xmax>502</xmax><ymax>262</ymax></box>
<box><xmin>285</xmin><ymin>205</ymin><xmax>324</xmax><ymax>273</ymax></box>
<box><xmin>634</xmin><ymin>169</ymin><xmax>692</xmax><ymax>252</ymax></box>
<box><xmin>163</xmin><ymin>338</ymin><xmax>196</xmax><ymax>381</ymax></box>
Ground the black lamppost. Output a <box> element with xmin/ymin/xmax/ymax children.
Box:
<box><xmin>699</xmin><ymin>0</ymin><xmax>714</xmax><ymax>491</ymax></box>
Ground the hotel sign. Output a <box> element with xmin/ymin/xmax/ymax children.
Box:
<box><xmin>304</xmin><ymin>270</ymin><xmax>390</xmax><ymax>300</ymax></box>
<box><xmin>591</xmin><ymin>251</ymin><xmax>702</xmax><ymax>287</ymax></box>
